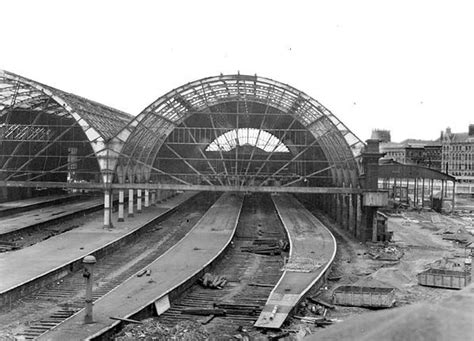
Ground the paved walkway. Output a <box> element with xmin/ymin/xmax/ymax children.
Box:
<box><xmin>0</xmin><ymin>198</ymin><xmax>103</xmax><ymax>236</ymax></box>
<box><xmin>0</xmin><ymin>192</ymin><xmax>196</xmax><ymax>296</ymax></box>
<box><xmin>39</xmin><ymin>192</ymin><xmax>243</xmax><ymax>341</ymax></box>
<box><xmin>0</xmin><ymin>194</ymin><xmax>80</xmax><ymax>216</ymax></box>
<box><xmin>254</xmin><ymin>194</ymin><xmax>336</xmax><ymax>329</ymax></box>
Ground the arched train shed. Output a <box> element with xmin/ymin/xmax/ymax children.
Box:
<box><xmin>1</xmin><ymin>71</ymin><xmax>392</xmax><ymax>241</ymax></box>
<box><xmin>114</xmin><ymin>74</ymin><xmax>365</xmax><ymax>190</ymax></box>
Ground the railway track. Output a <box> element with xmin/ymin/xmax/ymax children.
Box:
<box><xmin>152</xmin><ymin>193</ymin><xmax>289</xmax><ymax>339</ymax></box>
<box><xmin>0</xmin><ymin>194</ymin><xmax>129</xmax><ymax>252</ymax></box>
<box><xmin>0</xmin><ymin>192</ymin><xmax>220</xmax><ymax>340</ymax></box>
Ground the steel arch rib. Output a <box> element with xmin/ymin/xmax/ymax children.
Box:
<box><xmin>0</xmin><ymin>70</ymin><xmax>115</xmax><ymax>179</ymax></box>
<box><xmin>113</xmin><ymin>74</ymin><xmax>365</xmax><ymax>188</ymax></box>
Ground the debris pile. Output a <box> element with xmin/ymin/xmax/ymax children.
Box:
<box><xmin>437</xmin><ymin>225</ymin><xmax>472</xmax><ymax>244</ymax></box>
<box><xmin>367</xmin><ymin>244</ymin><xmax>404</xmax><ymax>261</ymax></box>
<box><xmin>240</xmin><ymin>238</ymin><xmax>288</xmax><ymax>255</ymax></box>
<box><xmin>0</xmin><ymin>241</ymin><xmax>19</xmax><ymax>252</ymax></box>
<box><xmin>199</xmin><ymin>272</ymin><xmax>227</xmax><ymax>289</ymax></box>
<box><xmin>115</xmin><ymin>319</ymin><xmax>209</xmax><ymax>340</ymax></box>
<box><xmin>180</xmin><ymin>302</ymin><xmax>261</xmax><ymax>320</ymax></box>
<box><xmin>292</xmin><ymin>296</ymin><xmax>337</xmax><ymax>327</ymax></box>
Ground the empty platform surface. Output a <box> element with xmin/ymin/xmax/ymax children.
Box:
<box><xmin>0</xmin><ymin>192</ymin><xmax>196</xmax><ymax>296</ymax></box>
<box><xmin>39</xmin><ymin>192</ymin><xmax>243</xmax><ymax>341</ymax></box>
<box><xmin>0</xmin><ymin>198</ymin><xmax>103</xmax><ymax>236</ymax></box>
<box><xmin>0</xmin><ymin>194</ymin><xmax>80</xmax><ymax>216</ymax></box>
<box><xmin>254</xmin><ymin>194</ymin><xmax>336</xmax><ymax>329</ymax></box>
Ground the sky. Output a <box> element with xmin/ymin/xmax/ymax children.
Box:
<box><xmin>1</xmin><ymin>0</ymin><xmax>473</xmax><ymax>142</ymax></box>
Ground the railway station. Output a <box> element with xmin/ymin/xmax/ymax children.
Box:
<box><xmin>0</xmin><ymin>70</ymin><xmax>471</xmax><ymax>340</ymax></box>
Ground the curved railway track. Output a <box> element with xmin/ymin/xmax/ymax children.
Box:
<box><xmin>144</xmin><ymin>193</ymin><xmax>289</xmax><ymax>339</ymax></box>
<box><xmin>0</xmin><ymin>193</ymin><xmax>337</xmax><ymax>340</ymax></box>
<box><xmin>0</xmin><ymin>192</ymin><xmax>220</xmax><ymax>340</ymax></box>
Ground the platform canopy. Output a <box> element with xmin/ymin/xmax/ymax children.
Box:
<box><xmin>378</xmin><ymin>163</ymin><xmax>455</xmax><ymax>182</ymax></box>
<box><xmin>115</xmin><ymin>74</ymin><xmax>365</xmax><ymax>189</ymax></box>
<box><xmin>0</xmin><ymin>70</ymin><xmax>132</xmax><ymax>185</ymax></box>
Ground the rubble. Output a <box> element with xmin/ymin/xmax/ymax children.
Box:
<box><xmin>294</xmin><ymin>315</ymin><xmax>335</xmax><ymax>326</ymax></box>
<box><xmin>0</xmin><ymin>241</ymin><xmax>19</xmax><ymax>252</ymax></box>
<box><xmin>439</xmin><ymin>225</ymin><xmax>472</xmax><ymax>244</ymax></box>
<box><xmin>115</xmin><ymin>319</ymin><xmax>209</xmax><ymax>340</ymax></box>
<box><xmin>199</xmin><ymin>272</ymin><xmax>227</xmax><ymax>289</ymax></box>
<box><xmin>307</xmin><ymin>297</ymin><xmax>335</xmax><ymax>310</ymax></box>
<box><xmin>367</xmin><ymin>244</ymin><xmax>404</xmax><ymax>261</ymax></box>
<box><xmin>240</xmin><ymin>239</ymin><xmax>288</xmax><ymax>255</ymax></box>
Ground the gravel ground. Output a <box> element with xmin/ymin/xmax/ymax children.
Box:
<box><xmin>285</xmin><ymin>200</ymin><xmax>473</xmax><ymax>339</ymax></box>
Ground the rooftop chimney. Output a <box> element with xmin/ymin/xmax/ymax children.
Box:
<box><xmin>469</xmin><ymin>124</ymin><xmax>474</xmax><ymax>136</ymax></box>
<box><xmin>370</xmin><ymin>129</ymin><xmax>391</xmax><ymax>143</ymax></box>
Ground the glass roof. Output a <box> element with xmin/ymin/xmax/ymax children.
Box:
<box><xmin>0</xmin><ymin>70</ymin><xmax>132</xmax><ymax>140</ymax></box>
<box><xmin>206</xmin><ymin>128</ymin><xmax>289</xmax><ymax>153</ymax></box>
<box><xmin>117</xmin><ymin>74</ymin><xmax>365</xmax><ymax>186</ymax></box>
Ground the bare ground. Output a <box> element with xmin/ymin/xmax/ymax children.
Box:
<box><xmin>286</xmin><ymin>203</ymin><xmax>473</xmax><ymax>338</ymax></box>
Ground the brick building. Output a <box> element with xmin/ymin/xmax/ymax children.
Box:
<box><xmin>371</xmin><ymin>130</ymin><xmax>442</xmax><ymax>171</ymax></box>
<box><xmin>441</xmin><ymin>125</ymin><xmax>474</xmax><ymax>194</ymax></box>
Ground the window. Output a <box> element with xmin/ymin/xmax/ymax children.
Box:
<box><xmin>206</xmin><ymin>128</ymin><xmax>290</xmax><ymax>153</ymax></box>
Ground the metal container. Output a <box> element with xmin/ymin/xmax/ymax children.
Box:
<box><xmin>417</xmin><ymin>268</ymin><xmax>471</xmax><ymax>289</ymax></box>
<box><xmin>332</xmin><ymin>286</ymin><xmax>396</xmax><ymax>308</ymax></box>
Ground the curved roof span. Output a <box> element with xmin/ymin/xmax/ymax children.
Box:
<box><xmin>0</xmin><ymin>70</ymin><xmax>133</xmax><ymax>182</ymax></box>
<box><xmin>117</xmin><ymin>74</ymin><xmax>365</xmax><ymax>187</ymax></box>
<box><xmin>0</xmin><ymin>70</ymin><xmax>132</xmax><ymax>141</ymax></box>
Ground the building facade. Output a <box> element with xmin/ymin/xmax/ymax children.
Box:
<box><xmin>372</xmin><ymin>128</ymin><xmax>442</xmax><ymax>171</ymax></box>
<box><xmin>441</xmin><ymin>125</ymin><xmax>474</xmax><ymax>194</ymax></box>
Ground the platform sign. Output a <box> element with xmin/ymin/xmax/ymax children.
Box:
<box><xmin>154</xmin><ymin>295</ymin><xmax>170</xmax><ymax>315</ymax></box>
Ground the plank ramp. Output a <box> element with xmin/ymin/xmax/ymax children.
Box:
<box><xmin>254</xmin><ymin>194</ymin><xmax>337</xmax><ymax>329</ymax></box>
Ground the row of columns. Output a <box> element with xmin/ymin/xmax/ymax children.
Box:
<box><xmin>311</xmin><ymin>193</ymin><xmax>365</xmax><ymax>240</ymax></box>
<box><xmin>301</xmin><ymin>140</ymin><xmax>386</xmax><ymax>242</ymax></box>
<box><xmin>306</xmin><ymin>192</ymin><xmax>378</xmax><ymax>242</ymax></box>
<box><xmin>103</xmin><ymin>188</ymin><xmax>177</xmax><ymax>228</ymax></box>
<box><xmin>381</xmin><ymin>177</ymin><xmax>455</xmax><ymax>212</ymax></box>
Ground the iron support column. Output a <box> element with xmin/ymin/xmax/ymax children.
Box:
<box><xmin>144</xmin><ymin>189</ymin><xmax>150</xmax><ymax>208</ymax></box>
<box><xmin>103</xmin><ymin>188</ymin><xmax>112</xmax><ymax>228</ymax></box>
<box><xmin>137</xmin><ymin>189</ymin><xmax>142</xmax><ymax>213</ymax></box>
<box><xmin>128</xmin><ymin>188</ymin><xmax>134</xmax><ymax>217</ymax></box>
<box><xmin>118</xmin><ymin>189</ymin><xmax>124</xmax><ymax>222</ymax></box>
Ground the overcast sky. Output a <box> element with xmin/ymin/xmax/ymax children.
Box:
<box><xmin>2</xmin><ymin>0</ymin><xmax>473</xmax><ymax>142</ymax></box>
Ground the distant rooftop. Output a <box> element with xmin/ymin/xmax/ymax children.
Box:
<box><xmin>443</xmin><ymin>125</ymin><xmax>474</xmax><ymax>143</ymax></box>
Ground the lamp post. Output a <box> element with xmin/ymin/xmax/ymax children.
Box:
<box><xmin>83</xmin><ymin>255</ymin><xmax>97</xmax><ymax>324</ymax></box>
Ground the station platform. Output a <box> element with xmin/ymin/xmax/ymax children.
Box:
<box><xmin>39</xmin><ymin>192</ymin><xmax>243</xmax><ymax>341</ymax></box>
<box><xmin>254</xmin><ymin>194</ymin><xmax>337</xmax><ymax>329</ymax></box>
<box><xmin>0</xmin><ymin>194</ymin><xmax>82</xmax><ymax>217</ymax></box>
<box><xmin>0</xmin><ymin>192</ymin><xmax>197</xmax><ymax>307</ymax></box>
<box><xmin>0</xmin><ymin>198</ymin><xmax>103</xmax><ymax>237</ymax></box>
